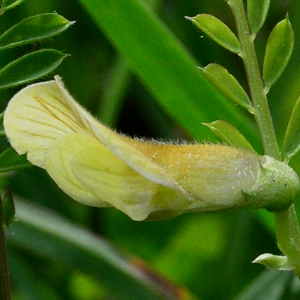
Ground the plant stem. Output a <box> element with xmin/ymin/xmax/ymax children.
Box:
<box><xmin>229</xmin><ymin>0</ymin><xmax>300</xmax><ymax>276</ymax></box>
<box><xmin>229</xmin><ymin>0</ymin><xmax>280</xmax><ymax>160</ymax></box>
<box><xmin>275</xmin><ymin>204</ymin><xmax>300</xmax><ymax>273</ymax></box>
<box><xmin>0</xmin><ymin>197</ymin><xmax>11</xmax><ymax>300</ymax></box>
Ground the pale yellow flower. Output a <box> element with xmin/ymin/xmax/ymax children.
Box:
<box><xmin>4</xmin><ymin>76</ymin><xmax>299</xmax><ymax>220</ymax></box>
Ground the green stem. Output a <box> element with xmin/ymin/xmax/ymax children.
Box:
<box><xmin>0</xmin><ymin>197</ymin><xmax>11</xmax><ymax>300</ymax></box>
<box><xmin>275</xmin><ymin>205</ymin><xmax>300</xmax><ymax>269</ymax></box>
<box><xmin>229</xmin><ymin>0</ymin><xmax>300</xmax><ymax>276</ymax></box>
<box><xmin>229</xmin><ymin>0</ymin><xmax>280</xmax><ymax>160</ymax></box>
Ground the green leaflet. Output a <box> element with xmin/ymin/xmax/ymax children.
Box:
<box><xmin>201</xmin><ymin>64</ymin><xmax>253</xmax><ymax>113</ymax></box>
<box><xmin>0</xmin><ymin>148</ymin><xmax>31</xmax><ymax>173</ymax></box>
<box><xmin>263</xmin><ymin>17</ymin><xmax>294</xmax><ymax>91</ymax></box>
<box><xmin>203</xmin><ymin>120</ymin><xmax>255</xmax><ymax>152</ymax></box>
<box><xmin>0</xmin><ymin>49</ymin><xmax>66</xmax><ymax>89</ymax></box>
<box><xmin>284</xmin><ymin>95</ymin><xmax>300</xmax><ymax>160</ymax></box>
<box><xmin>186</xmin><ymin>14</ymin><xmax>240</xmax><ymax>53</ymax></box>
<box><xmin>247</xmin><ymin>0</ymin><xmax>270</xmax><ymax>35</ymax></box>
<box><xmin>1</xmin><ymin>0</ymin><xmax>26</xmax><ymax>11</ymax></box>
<box><xmin>0</xmin><ymin>14</ymin><xmax>74</xmax><ymax>50</ymax></box>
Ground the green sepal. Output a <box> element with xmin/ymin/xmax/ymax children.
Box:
<box><xmin>0</xmin><ymin>148</ymin><xmax>31</xmax><ymax>173</ymax></box>
<box><xmin>0</xmin><ymin>49</ymin><xmax>67</xmax><ymax>89</ymax></box>
<box><xmin>247</xmin><ymin>0</ymin><xmax>270</xmax><ymax>36</ymax></box>
<box><xmin>186</xmin><ymin>14</ymin><xmax>240</xmax><ymax>53</ymax></box>
<box><xmin>203</xmin><ymin>120</ymin><xmax>255</xmax><ymax>152</ymax></box>
<box><xmin>242</xmin><ymin>156</ymin><xmax>299</xmax><ymax>212</ymax></box>
<box><xmin>201</xmin><ymin>64</ymin><xmax>253</xmax><ymax>112</ymax></box>
<box><xmin>283</xmin><ymin>95</ymin><xmax>300</xmax><ymax>160</ymax></box>
<box><xmin>0</xmin><ymin>14</ymin><xmax>74</xmax><ymax>50</ymax></box>
<box><xmin>253</xmin><ymin>253</ymin><xmax>294</xmax><ymax>271</ymax></box>
<box><xmin>1</xmin><ymin>187</ymin><xmax>15</xmax><ymax>228</ymax></box>
<box><xmin>263</xmin><ymin>17</ymin><xmax>294</xmax><ymax>91</ymax></box>
<box><xmin>1</xmin><ymin>0</ymin><xmax>26</xmax><ymax>11</ymax></box>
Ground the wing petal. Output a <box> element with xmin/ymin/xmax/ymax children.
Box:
<box><xmin>44</xmin><ymin>133</ymin><xmax>105</xmax><ymax>206</ymax></box>
<box><xmin>68</xmin><ymin>134</ymin><xmax>180</xmax><ymax>220</ymax></box>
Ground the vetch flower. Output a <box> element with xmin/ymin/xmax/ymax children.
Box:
<box><xmin>3</xmin><ymin>76</ymin><xmax>299</xmax><ymax>220</ymax></box>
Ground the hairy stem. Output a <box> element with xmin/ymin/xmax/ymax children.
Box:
<box><xmin>229</xmin><ymin>0</ymin><xmax>300</xmax><ymax>275</ymax></box>
<box><xmin>229</xmin><ymin>0</ymin><xmax>280</xmax><ymax>159</ymax></box>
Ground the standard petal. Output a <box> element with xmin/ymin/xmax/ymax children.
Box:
<box><xmin>4</xmin><ymin>78</ymin><xmax>90</xmax><ymax>167</ymax></box>
<box><xmin>4</xmin><ymin>75</ymin><xmax>111</xmax><ymax>168</ymax></box>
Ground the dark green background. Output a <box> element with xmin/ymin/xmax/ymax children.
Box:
<box><xmin>1</xmin><ymin>0</ymin><xmax>300</xmax><ymax>299</ymax></box>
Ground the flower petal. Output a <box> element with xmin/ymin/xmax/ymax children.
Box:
<box><xmin>44</xmin><ymin>133</ymin><xmax>107</xmax><ymax>206</ymax></box>
<box><xmin>4</xmin><ymin>76</ymin><xmax>299</xmax><ymax>220</ymax></box>
<box><xmin>69</xmin><ymin>134</ymin><xmax>190</xmax><ymax>220</ymax></box>
<box><xmin>3</xmin><ymin>76</ymin><xmax>100</xmax><ymax>167</ymax></box>
<box><xmin>127</xmin><ymin>142</ymin><xmax>260</xmax><ymax>209</ymax></box>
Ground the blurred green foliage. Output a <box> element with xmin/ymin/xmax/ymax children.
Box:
<box><xmin>1</xmin><ymin>0</ymin><xmax>300</xmax><ymax>299</ymax></box>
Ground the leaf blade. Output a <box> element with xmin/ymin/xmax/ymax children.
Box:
<box><xmin>203</xmin><ymin>120</ymin><xmax>255</xmax><ymax>152</ymax></box>
<box><xmin>283</xmin><ymin>95</ymin><xmax>300</xmax><ymax>159</ymax></box>
<box><xmin>0</xmin><ymin>49</ymin><xmax>67</xmax><ymax>89</ymax></box>
<box><xmin>0</xmin><ymin>14</ymin><xmax>74</xmax><ymax>50</ymax></box>
<box><xmin>186</xmin><ymin>14</ymin><xmax>240</xmax><ymax>53</ymax></box>
<box><xmin>1</xmin><ymin>0</ymin><xmax>26</xmax><ymax>11</ymax></box>
<box><xmin>263</xmin><ymin>17</ymin><xmax>294</xmax><ymax>91</ymax></box>
<box><xmin>0</xmin><ymin>148</ymin><xmax>31</xmax><ymax>173</ymax></box>
<box><xmin>247</xmin><ymin>0</ymin><xmax>270</xmax><ymax>35</ymax></box>
<box><xmin>201</xmin><ymin>64</ymin><xmax>253</xmax><ymax>112</ymax></box>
